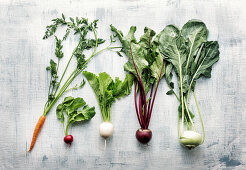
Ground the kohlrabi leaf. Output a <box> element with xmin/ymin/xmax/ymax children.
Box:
<box><xmin>181</xmin><ymin>20</ymin><xmax>208</xmax><ymax>74</ymax></box>
<box><xmin>191</xmin><ymin>41</ymin><xmax>220</xmax><ymax>81</ymax></box>
<box><xmin>165</xmin><ymin>62</ymin><xmax>174</xmax><ymax>88</ymax></box>
<box><xmin>158</xmin><ymin>25</ymin><xmax>188</xmax><ymax>92</ymax></box>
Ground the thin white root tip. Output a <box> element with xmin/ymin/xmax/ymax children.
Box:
<box><xmin>104</xmin><ymin>139</ymin><xmax>107</xmax><ymax>151</ymax></box>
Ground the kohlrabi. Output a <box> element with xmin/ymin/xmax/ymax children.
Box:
<box><xmin>158</xmin><ymin>20</ymin><xmax>220</xmax><ymax>149</ymax></box>
<box><xmin>83</xmin><ymin>71</ymin><xmax>133</xmax><ymax>146</ymax></box>
<box><xmin>111</xmin><ymin>25</ymin><xmax>165</xmax><ymax>144</ymax></box>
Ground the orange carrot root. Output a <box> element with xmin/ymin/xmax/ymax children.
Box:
<box><xmin>28</xmin><ymin>115</ymin><xmax>46</xmax><ymax>152</ymax></box>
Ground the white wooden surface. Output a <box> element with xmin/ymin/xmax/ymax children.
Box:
<box><xmin>0</xmin><ymin>0</ymin><xmax>246</xmax><ymax>169</ymax></box>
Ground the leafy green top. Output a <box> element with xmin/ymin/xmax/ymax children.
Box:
<box><xmin>110</xmin><ymin>25</ymin><xmax>164</xmax><ymax>93</ymax></box>
<box><xmin>158</xmin><ymin>19</ymin><xmax>219</xmax><ymax>133</ymax></box>
<box><xmin>110</xmin><ymin>25</ymin><xmax>165</xmax><ymax>129</ymax></box>
<box><xmin>83</xmin><ymin>71</ymin><xmax>134</xmax><ymax>122</ymax></box>
<box><xmin>56</xmin><ymin>96</ymin><xmax>96</xmax><ymax>135</ymax></box>
<box><xmin>43</xmin><ymin>14</ymin><xmax>105</xmax><ymax>115</ymax></box>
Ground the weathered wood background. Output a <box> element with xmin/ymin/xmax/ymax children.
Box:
<box><xmin>0</xmin><ymin>0</ymin><xmax>246</xmax><ymax>169</ymax></box>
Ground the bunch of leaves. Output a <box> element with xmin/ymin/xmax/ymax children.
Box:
<box><xmin>110</xmin><ymin>25</ymin><xmax>165</xmax><ymax>129</ymax></box>
<box><xmin>56</xmin><ymin>96</ymin><xmax>96</xmax><ymax>135</ymax></box>
<box><xmin>158</xmin><ymin>20</ymin><xmax>220</xmax><ymax>137</ymax></box>
<box><xmin>83</xmin><ymin>71</ymin><xmax>134</xmax><ymax>122</ymax></box>
<box><xmin>43</xmin><ymin>14</ymin><xmax>106</xmax><ymax>116</ymax></box>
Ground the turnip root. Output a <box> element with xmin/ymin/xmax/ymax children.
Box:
<box><xmin>99</xmin><ymin>122</ymin><xmax>114</xmax><ymax>139</ymax></box>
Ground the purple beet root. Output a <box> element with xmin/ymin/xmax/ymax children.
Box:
<box><xmin>136</xmin><ymin>128</ymin><xmax>152</xmax><ymax>144</ymax></box>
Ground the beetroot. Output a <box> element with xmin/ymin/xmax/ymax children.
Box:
<box><xmin>111</xmin><ymin>26</ymin><xmax>164</xmax><ymax>144</ymax></box>
<box><xmin>136</xmin><ymin>129</ymin><xmax>152</xmax><ymax>144</ymax></box>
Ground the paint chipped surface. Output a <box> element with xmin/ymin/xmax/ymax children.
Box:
<box><xmin>219</xmin><ymin>155</ymin><xmax>241</xmax><ymax>167</ymax></box>
<box><xmin>0</xmin><ymin>0</ymin><xmax>246</xmax><ymax>169</ymax></box>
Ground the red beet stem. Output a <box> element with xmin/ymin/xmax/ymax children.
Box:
<box><xmin>146</xmin><ymin>62</ymin><xmax>164</xmax><ymax>128</ymax></box>
<box><xmin>139</xmin><ymin>85</ymin><xmax>143</xmax><ymax>123</ymax></box>
<box><xmin>145</xmin><ymin>85</ymin><xmax>154</xmax><ymax>129</ymax></box>
<box><xmin>129</xmin><ymin>39</ymin><xmax>148</xmax><ymax>126</ymax></box>
<box><xmin>134</xmin><ymin>83</ymin><xmax>143</xmax><ymax>128</ymax></box>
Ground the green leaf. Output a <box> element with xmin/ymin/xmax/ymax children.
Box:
<box><xmin>190</xmin><ymin>41</ymin><xmax>219</xmax><ymax>90</ymax></box>
<box><xmin>159</xmin><ymin>25</ymin><xmax>187</xmax><ymax>80</ymax></box>
<box><xmin>49</xmin><ymin>59</ymin><xmax>57</xmax><ymax>76</ymax></box>
<box><xmin>70</xmin><ymin>105</ymin><xmax>96</xmax><ymax>123</ymax></box>
<box><xmin>56</xmin><ymin>104</ymin><xmax>65</xmax><ymax>123</ymax></box>
<box><xmin>78</xmin><ymin>105</ymin><xmax>96</xmax><ymax>120</ymax></box>
<box><xmin>56</xmin><ymin>97</ymin><xmax>96</xmax><ymax>134</ymax></box>
<box><xmin>116</xmin><ymin>51</ymin><xmax>123</xmax><ymax>57</ymax></box>
<box><xmin>166</xmin><ymin>89</ymin><xmax>174</xmax><ymax>95</ymax></box>
<box><xmin>83</xmin><ymin>71</ymin><xmax>100</xmax><ymax>99</ymax></box>
<box><xmin>111</xmin><ymin>25</ymin><xmax>149</xmax><ymax>78</ymax></box>
<box><xmin>55</xmin><ymin>37</ymin><xmax>64</xmax><ymax>59</ymax></box>
<box><xmin>69</xmin><ymin>17</ymin><xmax>74</xmax><ymax>23</ymax></box>
<box><xmin>111</xmin><ymin>25</ymin><xmax>164</xmax><ymax>93</ymax></box>
<box><xmin>62</xmin><ymin>96</ymin><xmax>74</xmax><ymax>107</ymax></box>
<box><xmin>150</xmin><ymin>52</ymin><xmax>164</xmax><ymax>83</ymax></box>
<box><xmin>191</xmin><ymin>41</ymin><xmax>220</xmax><ymax>80</ymax></box>
<box><xmin>181</xmin><ymin>20</ymin><xmax>208</xmax><ymax>73</ymax></box>
<box><xmin>63</xmin><ymin>28</ymin><xmax>70</xmax><ymax>40</ymax></box>
<box><xmin>113</xmin><ymin>74</ymin><xmax>134</xmax><ymax>99</ymax></box>
<box><xmin>76</xmin><ymin>17</ymin><xmax>80</xmax><ymax>24</ymax></box>
<box><xmin>165</xmin><ymin>62</ymin><xmax>174</xmax><ymax>88</ymax></box>
<box><xmin>66</xmin><ymin>97</ymin><xmax>86</xmax><ymax>114</ymax></box>
<box><xmin>158</xmin><ymin>25</ymin><xmax>189</xmax><ymax>93</ymax></box>
<box><xmin>79</xmin><ymin>79</ymin><xmax>86</xmax><ymax>88</ymax></box>
<box><xmin>102</xmin><ymin>89</ymin><xmax>115</xmax><ymax>109</ymax></box>
<box><xmin>98</xmin><ymin>72</ymin><xmax>114</xmax><ymax>95</ymax></box>
<box><xmin>84</xmin><ymin>71</ymin><xmax>133</xmax><ymax>122</ymax></box>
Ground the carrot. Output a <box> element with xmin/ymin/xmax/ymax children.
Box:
<box><xmin>28</xmin><ymin>115</ymin><xmax>46</xmax><ymax>152</ymax></box>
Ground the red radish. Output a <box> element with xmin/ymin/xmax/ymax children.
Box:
<box><xmin>136</xmin><ymin>129</ymin><xmax>152</xmax><ymax>144</ymax></box>
<box><xmin>64</xmin><ymin>135</ymin><xmax>73</xmax><ymax>145</ymax></box>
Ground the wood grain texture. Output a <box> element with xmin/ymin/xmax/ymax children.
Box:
<box><xmin>0</xmin><ymin>0</ymin><xmax>246</xmax><ymax>169</ymax></box>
